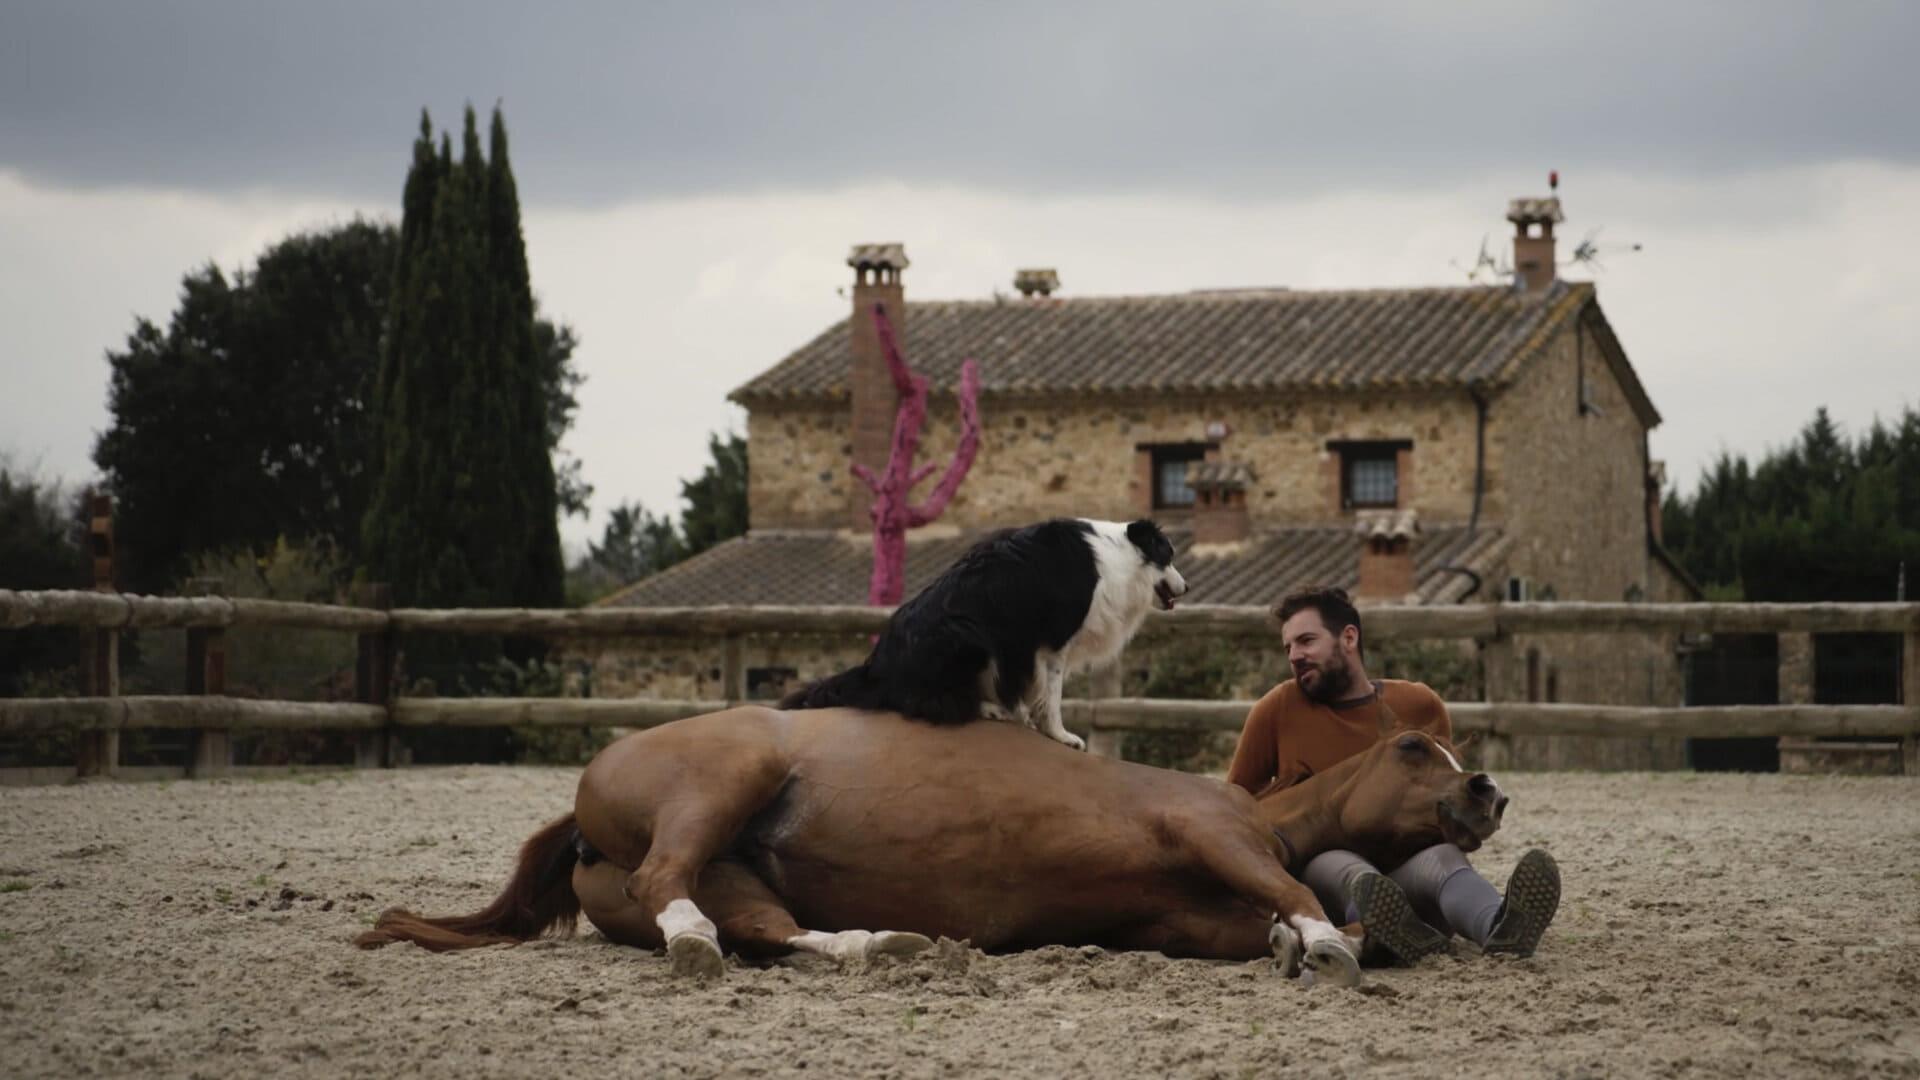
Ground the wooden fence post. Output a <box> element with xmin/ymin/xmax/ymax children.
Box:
<box><xmin>1902</xmin><ymin>630</ymin><xmax>1918</xmax><ymax>777</ymax></box>
<box><xmin>353</xmin><ymin>583</ymin><xmax>395</xmax><ymax>768</ymax></box>
<box><xmin>1776</xmin><ymin>631</ymin><xmax>1817</xmax><ymax>772</ymax></box>
<box><xmin>722</xmin><ymin>633</ymin><xmax>746</xmax><ymax>703</ymax></box>
<box><xmin>1087</xmin><ymin>658</ymin><xmax>1126</xmax><ymax>759</ymax></box>
<box><xmin>76</xmin><ymin>492</ymin><xmax>119</xmax><ymax>779</ymax></box>
<box><xmin>1477</xmin><ymin>634</ymin><xmax>1515</xmax><ymax>772</ymax></box>
<box><xmin>185</xmin><ymin>578</ymin><xmax>231</xmax><ymax>777</ymax></box>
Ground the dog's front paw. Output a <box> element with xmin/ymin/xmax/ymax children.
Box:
<box><xmin>1051</xmin><ymin>730</ymin><xmax>1086</xmax><ymax>752</ymax></box>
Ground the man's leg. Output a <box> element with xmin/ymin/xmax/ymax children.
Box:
<box><xmin>1302</xmin><ymin>849</ymin><xmax>1451</xmax><ymax>966</ymax></box>
<box><xmin>1389</xmin><ymin>844</ymin><xmax>1561</xmax><ymax>957</ymax></box>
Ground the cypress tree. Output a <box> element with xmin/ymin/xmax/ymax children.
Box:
<box><xmin>487</xmin><ymin>105</ymin><xmax>564</xmax><ymax>610</ymax></box>
<box><xmin>361</xmin><ymin>104</ymin><xmax>568</xmax><ymax>708</ymax></box>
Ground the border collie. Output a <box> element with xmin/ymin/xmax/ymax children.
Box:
<box><xmin>780</xmin><ymin>518</ymin><xmax>1188</xmax><ymax>749</ymax></box>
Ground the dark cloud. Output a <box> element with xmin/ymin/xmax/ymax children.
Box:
<box><xmin>4</xmin><ymin>1</ymin><xmax>1916</xmax><ymax>205</ymax></box>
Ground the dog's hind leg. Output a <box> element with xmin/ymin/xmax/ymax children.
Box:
<box><xmin>990</xmin><ymin>645</ymin><xmax>1040</xmax><ymax>727</ymax></box>
<box><xmin>1035</xmin><ymin>655</ymin><xmax>1084</xmax><ymax>750</ymax></box>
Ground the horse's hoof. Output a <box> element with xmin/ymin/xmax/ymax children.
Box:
<box><xmin>668</xmin><ymin>933</ymin><xmax>725</xmax><ymax>979</ymax></box>
<box><xmin>1268</xmin><ymin>920</ymin><xmax>1302</xmax><ymax>978</ymax></box>
<box><xmin>1304</xmin><ymin>939</ymin><xmax>1363</xmax><ymax>988</ymax></box>
<box><xmin>870</xmin><ymin>931</ymin><xmax>935</xmax><ymax>958</ymax></box>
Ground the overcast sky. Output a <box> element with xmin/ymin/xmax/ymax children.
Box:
<box><xmin>4</xmin><ymin>1</ymin><xmax>1916</xmax><ymax>555</ymax></box>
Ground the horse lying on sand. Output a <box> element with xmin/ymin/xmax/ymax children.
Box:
<box><xmin>356</xmin><ymin>706</ymin><xmax>1507</xmax><ymax>986</ymax></box>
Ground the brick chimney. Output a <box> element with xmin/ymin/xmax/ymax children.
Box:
<box><xmin>847</xmin><ymin>243</ymin><xmax>909</xmax><ymax>529</ymax></box>
<box><xmin>1354</xmin><ymin>509</ymin><xmax>1419</xmax><ymax>602</ymax></box>
<box><xmin>1189</xmin><ymin>461</ymin><xmax>1253</xmax><ymax>546</ymax></box>
<box><xmin>1507</xmin><ymin>194</ymin><xmax>1563</xmax><ymax>294</ymax></box>
<box><xmin>1013</xmin><ymin>268</ymin><xmax>1059</xmax><ymax>298</ymax></box>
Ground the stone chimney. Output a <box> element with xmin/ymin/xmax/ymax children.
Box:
<box><xmin>1354</xmin><ymin>509</ymin><xmax>1420</xmax><ymax>602</ymax></box>
<box><xmin>1507</xmin><ymin>194</ymin><xmax>1563</xmax><ymax>294</ymax></box>
<box><xmin>847</xmin><ymin>243</ymin><xmax>909</xmax><ymax>529</ymax></box>
<box><xmin>1188</xmin><ymin>461</ymin><xmax>1253</xmax><ymax>546</ymax></box>
<box><xmin>1013</xmin><ymin>268</ymin><xmax>1059</xmax><ymax>298</ymax></box>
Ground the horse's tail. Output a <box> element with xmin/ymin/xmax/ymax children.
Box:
<box><xmin>354</xmin><ymin>813</ymin><xmax>583</xmax><ymax>952</ymax></box>
<box><xmin>778</xmin><ymin>663</ymin><xmax>883</xmax><ymax>711</ymax></box>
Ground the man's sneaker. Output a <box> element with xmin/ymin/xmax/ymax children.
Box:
<box><xmin>1484</xmin><ymin>849</ymin><xmax>1561</xmax><ymax>958</ymax></box>
<box><xmin>1352</xmin><ymin>870</ymin><xmax>1453</xmax><ymax>967</ymax></box>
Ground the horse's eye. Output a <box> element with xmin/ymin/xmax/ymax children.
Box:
<box><xmin>1396</xmin><ymin>734</ymin><xmax>1425</xmax><ymax>753</ymax></box>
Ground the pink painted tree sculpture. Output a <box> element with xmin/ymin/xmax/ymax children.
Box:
<box><xmin>851</xmin><ymin>302</ymin><xmax>982</xmax><ymax>606</ymax></box>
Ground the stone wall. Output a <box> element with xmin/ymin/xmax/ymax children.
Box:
<box><xmin>746</xmin><ymin>405</ymin><xmax>855</xmax><ymax>531</ymax></box>
<box><xmin>748</xmin><ymin>391</ymin><xmax>1483</xmax><ymax>531</ymax></box>
<box><xmin>561</xmin><ymin>633</ymin><xmax>870</xmax><ymax>703</ymax></box>
<box><xmin>1483</xmin><ymin>313</ymin><xmax>1688</xmax><ymax>768</ymax></box>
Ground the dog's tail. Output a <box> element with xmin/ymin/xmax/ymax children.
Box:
<box><xmin>778</xmin><ymin>663</ymin><xmax>884</xmax><ymax>711</ymax></box>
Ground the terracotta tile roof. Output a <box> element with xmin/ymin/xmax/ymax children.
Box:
<box><xmin>597</xmin><ymin>525</ymin><xmax>1511</xmax><ymax>610</ymax></box>
<box><xmin>732</xmin><ymin>281</ymin><xmax>1594</xmax><ymax>403</ymax></box>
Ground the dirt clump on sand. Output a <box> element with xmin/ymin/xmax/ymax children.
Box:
<box><xmin>2</xmin><ymin>768</ymin><xmax>1917</xmax><ymax>1078</ymax></box>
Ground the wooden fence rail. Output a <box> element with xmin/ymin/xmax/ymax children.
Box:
<box><xmin>7</xmin><ymin>590</ymin><xmax>1917</xmax><ymax>638</ymax></box>
<box><xmin>6</xmin><ymin>695</ymin><xmax>1916</xmax><ymax>740</ymax></box>
<box><xmin>2</xmin><ymin>585</ymin><xmax>1916</xmax><ymax>780</ymax></box>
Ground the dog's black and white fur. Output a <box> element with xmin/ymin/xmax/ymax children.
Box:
<box><xmin>779</xmin><ymin>518</ymin><xmax>1188</xmax><ymax>749</ymax></box>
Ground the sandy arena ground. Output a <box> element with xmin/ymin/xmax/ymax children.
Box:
<box><xmin>2</xmin><ymin>766</ymin><xmax>1917</xmax><ymax>1079</ymax></box>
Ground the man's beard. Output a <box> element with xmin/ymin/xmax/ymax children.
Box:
<box><xmin>1295</xmin><ymin>651</ymin><xmax>1356</xmax><ymax>705</ymax></box>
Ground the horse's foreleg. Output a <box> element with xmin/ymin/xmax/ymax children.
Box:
<box><xmin>1174</xmin><ymin>818</ymin><xmax>1363</xmax><ymax>986</ymax></box>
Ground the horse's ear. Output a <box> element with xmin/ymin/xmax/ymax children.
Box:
<box><xmin>1452</xmin><ymin>731</ymin><xmax>1479</xmax><ymax>753</ymax></box>
<box><xmin>1375</xmin><ymin>700</ymin><xmax>1403</xmax><ymax>736</ymax></box>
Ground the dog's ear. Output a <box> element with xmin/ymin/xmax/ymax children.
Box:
<box><xmin>1125</xmin><ymin>520</ymin><xmax>1172</xmax><ymax>565</ymax></box>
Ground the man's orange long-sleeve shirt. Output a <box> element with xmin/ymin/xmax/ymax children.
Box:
<box><xmin>1225</xmin><ymin>678</ymin><xmax>1452</xmax><ymax>796</ymax></box>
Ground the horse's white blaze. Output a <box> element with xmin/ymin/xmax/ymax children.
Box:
<box><xmin>1436</xmin><ymin>741</ymin><xmax>1465</xmax><ymax>774</ymax></box>
<box><xmin>656</xmin><ymin>898</ymin><xmax>717</xmax><ymax>943</ymax></box>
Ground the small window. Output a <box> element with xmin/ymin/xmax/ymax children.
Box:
<box><xmin>1331</xmin><ymin>440</ymin><xmax>1409</xmax><ymax>510</ymax></box>
<box><xmin>746</xmin><ymin>667</ymin><xmax>797</xmax><ymax>701</ymax></box>
<box><xmin>1148</xmin><ymin>444</ymin><xmax>1209</xmax><ymax>509</ymax></box>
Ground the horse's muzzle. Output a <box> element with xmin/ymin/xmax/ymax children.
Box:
<box><xmin>1438</xmin><ymin>784</ymin><xmax>1504</xmax><ymax>852</ymax></box>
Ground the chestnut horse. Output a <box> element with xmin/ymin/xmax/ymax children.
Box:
<box><xmin>356</xmin><ymin>706</ymin><xmax>1505</xmax><ymax>986</ymax></box>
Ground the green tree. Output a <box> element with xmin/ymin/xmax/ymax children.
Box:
<box><xmin>360</xmin><ymin>102</ymin><xmax>569</xmax><ymax>718</ymax></box>
<box><xmin>487</xmin><ymin>106</ymin><xmax>566</xmax><ymax>611</ymax></box>
<box><xmin>1664</xmin><ymin>403</ymin><xmax>1920</xmax><ymax>602</ymax></box>
<box><xmin>0</xmin><ymin>461</ymin><xmax>85</xmax><ymax>693</ymax></box>
<box><xmin>679</xmin><ymin>432</ymin><xmax>748</xmax><ymax>557</ymax></box>
<box><xmin>93</xmin><ymin>213</ymin><xmax>584</xmax><ymax>595</ymax></box>
<box><xmin>567</xmin><ymin>501</ymin><xmax>686</xmax><ymax>604</ymax></box>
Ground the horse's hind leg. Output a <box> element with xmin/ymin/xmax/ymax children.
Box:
<box><xmin>605</xmin><ymin>755</ymin><xmax>790</xmax><ymax>978</ymax></box>
<box><xmin>699</xmin><ymin>859</ymin><xmax>934</xmax><ymax>962</ymax></box>
<box><xmin>576</xmin><ymin>858</ymin><xmax>933</xmax><ymax>963</ymax></box>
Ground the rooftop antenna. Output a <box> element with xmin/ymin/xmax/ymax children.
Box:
<box><xmin>1552</xmin><ymin>172</ymin><xmax>1644</xmax><ymax>273</ymax></box>
<box><xmin>1450</xmin><ymin>234</ymin><xmax>1510</xmax><ymax>283</ymax></box>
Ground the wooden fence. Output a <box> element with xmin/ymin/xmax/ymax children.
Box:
<box><xmin>2</xmin><ymin>586</ymin><xmax>1916</xmax><ymax>780</ymax></box>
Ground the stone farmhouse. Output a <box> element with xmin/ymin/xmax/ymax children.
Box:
<box><xmin>572</xmin><ymin>191</ymin><xmax>1702</xmax><ymax>769</ymax></box>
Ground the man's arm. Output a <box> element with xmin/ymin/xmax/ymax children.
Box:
<box><xmin>1225</xmin><ymin>691</ymin><xmax>1282</xmax><ymax>794</ymax></box>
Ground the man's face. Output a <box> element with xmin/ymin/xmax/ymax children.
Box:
<box><xmin>1281</xmin><ymin>608</ymin><xmax>1357</xmax><ymax>704</ymax></box>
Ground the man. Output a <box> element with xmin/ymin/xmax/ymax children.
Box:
<box><xmin>1227</xmin><ymin>585</ymin><xmax>1561</xmax><ymax>963</ymax></box>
